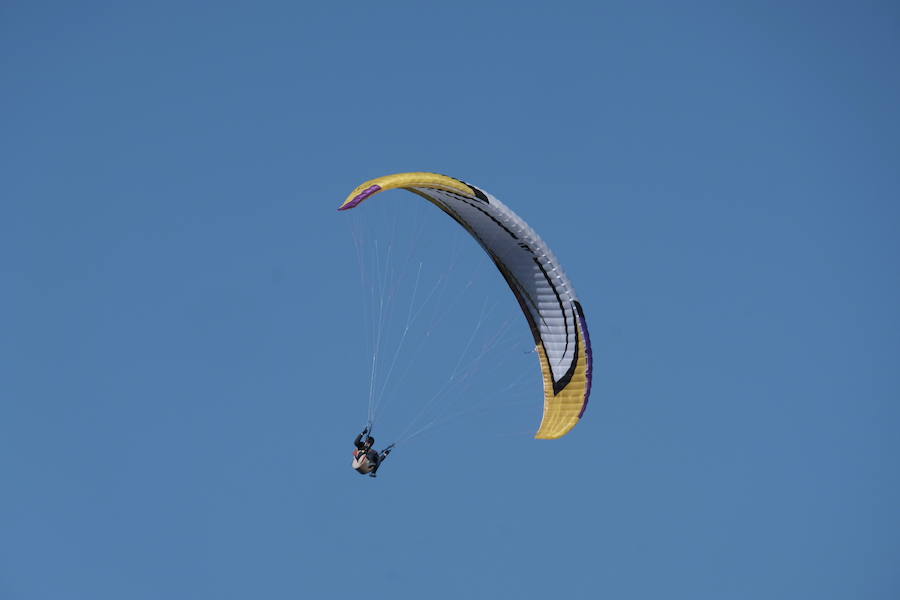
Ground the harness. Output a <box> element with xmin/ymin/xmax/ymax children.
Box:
<box><xmin>352</xmin><ymin>445</ymin><xmax>377</xmax><ymax>473</ymax></box>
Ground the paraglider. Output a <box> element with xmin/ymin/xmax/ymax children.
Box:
<box><xmin>351</xmin><ymin>427</ymin><xmax>394</xmax><ymax>478</ymax></box>
<box><xmin>339</xmin><ymin>172</ymin><xmax>593</xmax><ymax>446</ymax></box>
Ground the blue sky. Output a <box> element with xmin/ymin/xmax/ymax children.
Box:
<box><xmin>2</xmin><ymin>1</ymin><xmax>899</xmax><ymax>598</ymax></box>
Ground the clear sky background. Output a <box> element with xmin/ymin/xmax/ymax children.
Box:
<box><xmin>2</xmin><ymin>2</ymin><xmax>899</xmax><ymax>599</ymax></box>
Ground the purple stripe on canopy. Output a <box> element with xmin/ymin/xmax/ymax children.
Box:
<box><xmin>338</xmin><ymin>185</ymin><xmax>382</xmax><ymax>211</ymax></box>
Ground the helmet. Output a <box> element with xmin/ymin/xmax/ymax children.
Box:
<box><xmin>365</xmin><ymin>436</ymin><xmax>375</xmax><ymax>447</ymax></box>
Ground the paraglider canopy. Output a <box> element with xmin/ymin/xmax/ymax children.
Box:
<box><xmin>340</xmin><ymin>172</ymin><xmax>593</xmax><ymax>439</ymax></box>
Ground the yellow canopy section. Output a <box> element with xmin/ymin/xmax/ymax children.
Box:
<box><xmin>339</xmin><ymin>172</ymin><xmax>476</xmax><ymax>211</ymax></box>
